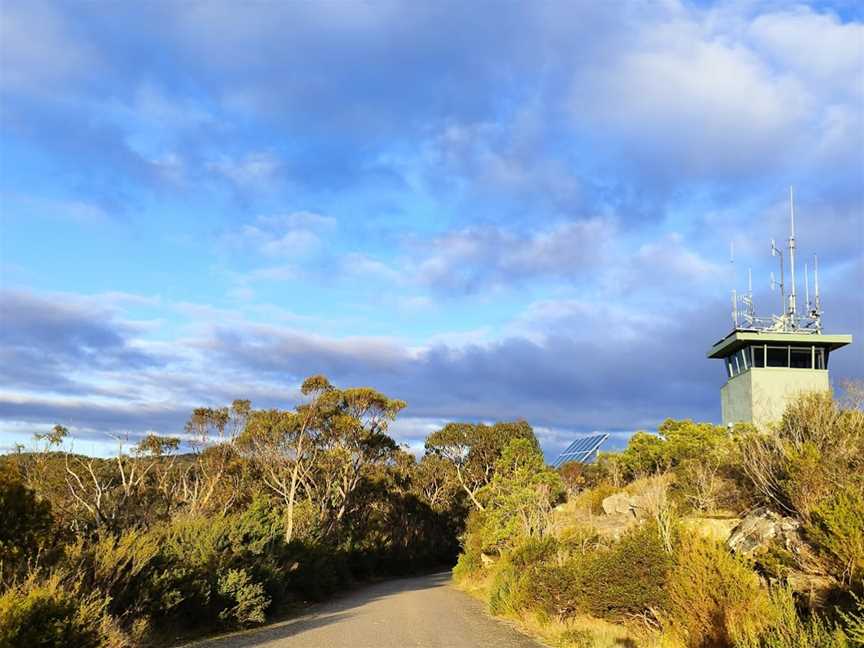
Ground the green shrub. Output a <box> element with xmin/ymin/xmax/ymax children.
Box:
<box><xmin>525</xmin><ymin>523</ymin><xmax>670</xmax><ymax>622</ymax></box>
<box><xmin>806</xmin><ymin>486</ymin><xmax>864</xmax><ymax>586</ymax></box>
<box><xmin>0</xmin><ymin>573</ymin><xmax>126</xmax><ymax>648</ymax></box>
<box><xmin>839</xmin><ymin>593</ymin><xmax>864</xmax><ymax>644</ymax></box>
<box><xmin>575</xmin><ymin>522</ymin><xmax>670</xmax><ymax>620</ymax></box>
<box><xmin>572</xmin><ymin>483</ymin><xmax>619</xmax><ymax>515</ymax></box>
<box><xmin>665</xmin><ymin>532</ymin><xmax>773</xmax><ymax>648</ymax></box>
<box><xmin>216</xmin><ymin>569</ymin><xmax>270</xmax><ymax>625</ymax></box>
<box><xmin>452</xmin><ymin>549</ymin><xmax>482</xmax><ymax>582</ymax></box>
<box><xmin>488</xmin><ymin>537</ymin><xmax>562</xmax><ymax>616</ymax></box>
<box><xmin>0</xmin><ymin>466</ymin><xmax>53</xmax><ymax>573</ymax></box>
<box><xmin>524</xmin><ymin>559</ymin><xmax>582</xmax><ymax>621</ymax></box>
<box><xmin>487</xmin><ymin>558</ymin><xmax>524</xmax><ymax>616</ymax></box>
<box><xmin>735</xmin><ymin>587</ymin><xmax>850</xmax><ymax>648</ymax></box>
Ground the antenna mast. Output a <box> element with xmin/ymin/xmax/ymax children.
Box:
<box><xmin>788</xmin><ymin>186</ymin><xmax>797</xmax><ymax>322</ymax></box>
<box><xmin>729</xmin><ymin>189</ymin><xmax>823</xmax><ymax>334</ymax></box>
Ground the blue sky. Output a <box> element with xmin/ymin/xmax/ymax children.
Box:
<box><xmin>1</xmin><ymin>0</ymin><xmax>862</xmax><ymax>458</ymax></box>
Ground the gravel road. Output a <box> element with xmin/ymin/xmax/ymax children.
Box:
<box><xmin>183</xmin><ymin>572</ymin><xmax>545</xmax><ymax>648</ymax></box>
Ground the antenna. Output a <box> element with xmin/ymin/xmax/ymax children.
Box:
<box><xmin>723</xmin><ymin>190</ymin><xmax>822</xmax><ymax>334</ymax></box>
<box><xmin>814</xmin><ymin>254</ymin><xmax>821</xmax><ymax>312</ymax></box>
<box><xmin>788</xmin><ymin>186</ymin><xmax>797</xmax><ymax>320</ymax></box>
<box><xmin>771</xmin><ymin>238</ymin><xmax>785</xmax><ymax>318</ymax></box>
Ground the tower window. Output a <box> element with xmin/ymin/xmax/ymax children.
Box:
<box><xmin>766</xmin><ymin>346</ymin><xmax>788</xmax><ymax>367</ymax></box>
<box><xmin>790</xmin><ymin>347</ymin><xmax>813</xmax><ymax>369</ymax></box>
<box><xmin>751</xmin><ymin>345</ymin><xmax>765</xmax><ymax>367</ymax></box>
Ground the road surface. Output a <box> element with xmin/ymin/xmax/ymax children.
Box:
<box><xmin>185</xmin><ymin>572</ymin><xmax>545</xmax><ymax>648</ymax></box>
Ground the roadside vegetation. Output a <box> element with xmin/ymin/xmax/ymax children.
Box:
<box><xmin>2</xmin><ymin>380</ymin><xmax>862</xmax><ymax>647</ymax></box>
<box><xmin>0</xmin><ymin>375</ymin><xmax>482</xmax><ymax>647</ymax></box>
<box><xmin>453</xmin><ymin>388</ymin><xmax>864</xmax><ymax>647</ymax></box>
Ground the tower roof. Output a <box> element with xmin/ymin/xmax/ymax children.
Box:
<box><xmin>707</xmin><ymin>329</ymin><xmax>852</xmax><ymax>359</ymax></box>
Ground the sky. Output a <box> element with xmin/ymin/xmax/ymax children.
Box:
<box><xmin>1</xmin><ymin>0</ymin><xmax>862</xmax><ymax>459</ymax></box>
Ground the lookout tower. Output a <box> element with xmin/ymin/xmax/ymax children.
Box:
<box><xmin>707</xmin><ymin>189</ymin><xmax>852</xmax><ymax>429</ymax></box>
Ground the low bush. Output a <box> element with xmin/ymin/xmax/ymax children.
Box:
<box><xmin>216</xmin><ymin>569</ymin><xmax>270</xmax><ymax>625</ymax></box>
<box><xmin>571</xmin><ymin>482</ymin><xmax>619</xmax><ymax>515</ymax></box>
<box><xmin>524</xmin><ymin>522</ymin><xmax>670</xmax><ymax>622</ymax></box>
<box><xmin>0</xmin><ymin>573</ymin><xmax>130</xmax><ymax>648</ymax></box>
<box><xmin>575</xmin><ymin>522</ymin><xmax>670</xmax><ymax>620</ymax></box>
<box><xmin>0</xmin><ymin>466</ymin><xmax>53</xmax><ymax>576</ymax></box>
<box><xmin>665</xmin><ymin>532</ymin><xmax>773</xmax><ymax>648</ymax></box>
<box><xmin>525</xmin><ymin>560</ymin><xmax>582</xmax><ymax>621</ymax></box>
<box><xmin>734</xmin><ymin>587</ymin><xmax>851</xmax><ymax>648</ymax></box>
<box><xmin>805</xmin><ymin>485</ymin><xmax>864</xmax><ymax>587</ymax></box>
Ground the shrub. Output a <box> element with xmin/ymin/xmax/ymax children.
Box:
<box><xmin>216</xmin><ymin>569</ymin><xmax>270</xmax><ymax>625</ymax></box>
<box><xmin>665</xmin><ymin>532</ymin><xmax>773</xmax><ymax>648</ymax></box>
<box><xmin>487</xmin><ymin>558</ymin><xmax>524</xmax><ymax>616</ymax></box>
<box><xmin>524</xmin><ymin>559</ymin><xmax>582</xmax><ymax>621</ymax></box>
<box><xmin>487</xmin><ymin>537</ymin><xmax>560</xmax><ymax>616</ymax></box>
<box><xmin>839</xmin><ymin>593</ymin><xmax>864</xmax><ymax>644</ymax></box>
<box><xmin>0</xmin><ymin>466</ymin><xmax>53</xmax><ymax>573</ymax></box>
<box><xmin>64</xmin><ymin>528</ymin><xmax>163</xmax><ymax>623</ymax></box>
<box><xmin>0</xmin><ymin>573</ymin><xmax>127</xmax><ymax>648</ymax></box>
<box><xmin>805</xmin><ymin>485</ymin><xmax>864</xmax><ymax>586</ymax></box>
<box><xmin>575</xmin><ymin>522</ymin><xmax>670</xmax><ymax>620</ymax></box>
<box><xmin>571</xmin><ymin>482</ymin><xmax>619</xmax><ymax>515</ymax></box>
<box><xmin>525</xmin><ymin>523</ymin><xmax>670</xmax><ymax>622</ymax></box>
<box><xmin>452</xmin><ymin>549</ymin><xmax>482</xmax><ymax>582</ymax></box>
<box><xmin>734</xmin><ymin>587</ymin><xmax>851</xmax><ymax>648</ymax></box>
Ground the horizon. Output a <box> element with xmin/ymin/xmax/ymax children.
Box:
<box><xmin>2</xmin><ymin>1</ymin><xmax>863</xmax><ymax>460</ymax></box>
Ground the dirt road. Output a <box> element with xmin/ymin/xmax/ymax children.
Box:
<box><xmin>184</xmin><ymin>572</ymin><xmax>544</xmax><ymax>648</ymax></box>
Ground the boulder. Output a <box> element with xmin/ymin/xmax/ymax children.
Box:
<box><xmin>601</xmin><ymin>492</ymin><xmax>648</xmax><ymax>519</ymax></box>
<box><xmin>726</xmin><ymin>507</ymin><xmax>803</xmax><ymax>557</ymax></box>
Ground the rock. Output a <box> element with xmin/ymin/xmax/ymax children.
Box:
<box><xmin>601</xmin><ymin>492</ymin><xmax>648</xmax><ymax>519</ymax></box>
<box><xmin>681</xmin><ymin>516</ymin><xmax>741</xmax><ymax>544</ymax></box>
<box><xmin>726</xmin><ymin>507</ymin><xmax>803</xmax><ymax>557</ymax></box>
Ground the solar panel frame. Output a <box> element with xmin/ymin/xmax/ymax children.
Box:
<box><xmin>551</xmin><ymin>433</ymin><xmax>609</xmax><ymax>468</ymax></box>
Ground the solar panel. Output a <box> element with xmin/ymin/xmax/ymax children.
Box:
<box><xmin>552</xmin><ymin>433</ymin><xmax>609</xmax><ymax>468</ymax></box>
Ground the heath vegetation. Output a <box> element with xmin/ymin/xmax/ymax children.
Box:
<box><xmin>453</xmin><ymin>388</ymin><xmax>864</xmax><ymax>647</ymax></box>
<box><xmin>2</xmin><ymin>381</ymin><xmax>862</xmax><ymax>648</ymax></box>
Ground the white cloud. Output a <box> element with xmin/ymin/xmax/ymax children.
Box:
<box><xmin>207</xmin><ymin>151</ymin><xmax>281</xmax><ymax>187</ymax></box>
<box><xmin>748</xmin><ymin>7</ymin><xmax>864</xmax><ymax>94</ymax></box>
<box><xmin>411</xmin><ymin>218</ymin><xmax>617</xmax><ymax>292</ymax></box>
<box><xmin>223</xmin><ymin>211</ymin><xmax>336</xmax><ymax>259</ymax></box>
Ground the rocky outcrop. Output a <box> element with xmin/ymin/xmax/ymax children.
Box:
<box><xmin>726</xmin><ymin>507</ymin><xmax>835</xmax><ymax>607</ymax></box>
<box><xmin>726</xmin><ymin>506</ymin><xmax>804</xmax><ymax>556</ymax></box>
<box><xmin>601</xmin><ymin>492</ymin><xmax>649</xmax><ymax>519</ymax></box>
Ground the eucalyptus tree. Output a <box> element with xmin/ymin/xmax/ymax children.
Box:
<box><xmin>425</xmin><ymin>420</ymin><xmax>539</xmax><ymax>511</ymax></box>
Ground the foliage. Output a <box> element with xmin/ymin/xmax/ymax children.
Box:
<box><xmin>570</xmin><ymin>481</ymin><xmax>618</xmax><ymax>515</ymax></box>
<box><xmin>568</xmin><ymin>522</ymin><xmax>670</xmax><ymax>621</ymax></box>
<box><xmin>481</xmin><ymin>523</ymin><xmax>670</xmax><ymax>624</ymax></box>
<box><xmin>473</xmin><ymin>439</ymin><xmax>564</xmax><ymax>553</ymax></box>
<box><xmin>665</xmin><ymin>532</ymin><xmax>774</xmax><ymax>648</ymax></box>
<box><xmin>0</xmin><ymin>573</ymin><xmax>129</xmax><ymax>648</ymax></box>
<box><xmin>425</xmin><ymin>420</ymin><xmax>539</xmax><ymax>511</ymax></box>
<box><xmin>805</xmin><ymin>485</ymin><xmax>864</xmax><ymax>587</ymax></box>
<box><xmin>216</xmin><ymin>569</ymin><xmax>269</xmax><ymax>625</ymax></box>
<box><xmin>734</xmin><ymin>587</ymin><xmax>851</xmax><ymax>648</ymax></box>
<box><xmin>453</xmin><ymin>392</ymin><xmax>864</xmax><ymax>648</ymax></box>
<box><xmin>0</xmin><ymin>466</ymin><xmax>53</xmax><ymax>576</ymax></box>
<box><xmin>738</xmin><ymin>392</ymin><xmax>864</xmax><ymax>521</ymax></box>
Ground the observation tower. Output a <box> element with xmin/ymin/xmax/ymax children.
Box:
<box><xmin>707</xmin><ymin>189</ymin><xmax>852</xmax><ymax>429</ymax></box>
